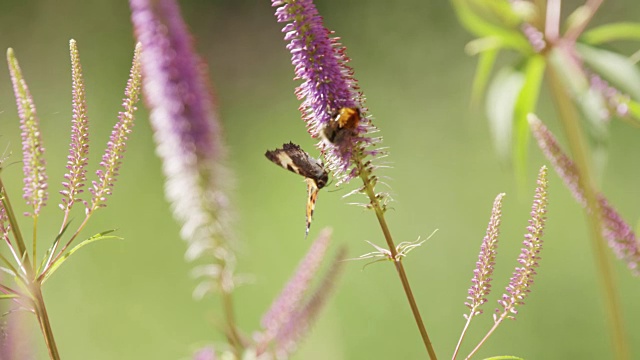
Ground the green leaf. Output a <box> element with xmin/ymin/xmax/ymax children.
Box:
<box><xmin>41</xmin><ymin>230</ymin><xmax>119</xmax><ymax>285</ymax></box>
<box><xmin>471</xmin><ymin>47</ymin><xmax>499</xmax><ymax>105</ymax></box>
<box><xmin>483</xmin><ymin>356</ymin><xmax>524</xmax><ymax>360</ymax></box>
<box><xmin>450</xmin><ymin>0</ymin><xmax>530</xmax><ymax>53</ymax></box>
<box><xmin>577</xmin><ymin>43</ymin><xmax>640</xmax><ymax>101</ymax></box>
<box><xmin>486</xmin><ymin>67</ymin><xmax>525</xmax><ymax>163</ymax></box>
<box><xmin>0</xmin><ymin>294</ymin><xmax>19</xmax><ymax>300</ymax></box>
<box><xmin>513</xmin><ymin>55</ymin><xmax>546</xmax><ymax>182</ymax></box>
<box><xmin>581</xmin><ymin>22</ymin><xmax>640</xmax><ymax>45</ymax></box>
<box><xmin>38</xmin><ymin>220</ymin><xmax>74</xmax><ymax>275</ymax></box>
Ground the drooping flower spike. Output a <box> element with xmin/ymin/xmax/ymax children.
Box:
<box><xmin>529</xmin><ymin>114</ymin><xmax>640</xmax><ymax>273</ymax></box>
<box><xmin>272</xmin><ymin>0</ymin><xmax>381</xmax><ymax>185</ymax></box>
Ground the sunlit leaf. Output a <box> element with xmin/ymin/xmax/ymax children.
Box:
<box><xmin>513</xmin><ymin>55</ymin><xmax>546</xmax><ymax>181</ymax></box>
<box><xmin>471</xmin><ymin>48</ymin><xmax>499</xmax><ymax>105</ymax></box>
<box><xmin>486</xmin><ymin>67</ymin><xmax>525</xmax><ymax>162</ymax></box>
<box><xmin>41</xmin><ymin>230</ymin><xmax>119</xmax><ymax>285</ymax></box>
<box><xmin>38</xmin><ymin>220</ymin><xmax>74</xmax><ymax>275</ymax></box>
<box><xmin>577</xmin><ymin>43</ymin><xmax>640</xmax><ymax>100</ymax></box>
<box><xmin>0</xmin><ymin>294</ymin><xmax>18</xmax><ymax>300</ymax></box>
<box><xmin>483</xmin><ymin>356</ymin><xmax>524</xmax><ymax>360</ymax></box>
<box><xmin>451</xmin><ymin>0</ymin><xmax>530</xmax><ymax>53</ymax></box>
<box><xmin>581</xmin><ymin>22</ymin><xmax>640</xmax><ymax>45</ymax></box>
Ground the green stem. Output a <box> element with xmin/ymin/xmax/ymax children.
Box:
<box><xmin>356</xmin><ymin>153</ymin><xmax>437</xmax><ymax>360</ymax></box>
<box><xmin>0</xmin><ymin>177</ymin><xmax>33</xmax><ymax>273</ymax></box>
<box><xmin>33</xmin><ymin>285</ymin><xmax>60</xmax><ymax>360</ymax></box>
<box><xmin>221</xmin><ymin>285</ymin><xmax>242</xmax><ymax>357</ymax></box>
<box><xmin>547</xmin><ymin>59</ymin><xmax>629</xmax><ymax>360</ymax></box>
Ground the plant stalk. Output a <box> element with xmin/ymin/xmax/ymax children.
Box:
<box><xmin>33</xmin><ymin>285</ymin><xmax>60</xmax><ymax>360</ymax></box>
<box><xmin>357</xmin><ymin>154</ymin><xmax>437</xmax><ymax>360</ymax></box>
<box><xmin>547</xmin><ymin>58</ymin><xmax>629</xmax><ymax>360</ymax></box>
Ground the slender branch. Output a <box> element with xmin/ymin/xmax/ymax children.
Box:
<box><xmin>464</xmin><ymin>312</ymin><xmax>508</xmax><ymax>360</ymax></box>
<box><xmin>547</xmin><ymin>58</ymin><xmax>629</xmax><ymax>360</ymax></box>
<box><xmin>452</xmin><ymin>315</ymin><xmax>474</xmax><ymax>360</ymax></box>
<box><xmin>221</xmin><ymin>286</ymin><xmax>242</xmax><ymax>356</ymax></box>
<box><xmin>0</xmin><ymin>177</ymin><xmax>33</xmax><ymax>275</ymax></box>
<box><xmin>32</xmin><ymin>285</ymin><xmax>60</xmax><ymax>360</ymax></box>
<box><xmin>565</xmin><ymin>0</ymin><xmax>604</xmax><ymax>41</ymax></box>
<box><xmin>356</xmin><ymin>152</ymin><xmax>437</xmax><ymax>360</ymax></box>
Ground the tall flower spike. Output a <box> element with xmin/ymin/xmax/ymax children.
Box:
<box><xmin>61</xmin><ymin>39</ymin><xmax>90</xmax><ymax>214</ymax></box>
<box><xmin>529</xmin><ymin>114</ymin><xmax>640</xmax><ymax>273</ymax></box>
<box><xmin>273</xmin><ymin>246</ymin><xmax>346</xmax><ymax>358</ymax></box>
<box><xmin>7</xmin><ymin>48</ymin><xmax>48</xmax><ymax>216</ymax></box>
<box><xmin>89</xmin><ymin>44</ymin><xmax>142</xmax><ymax>213</ymax></box>
<box><xmin>130</xmin><ymin>0</ymin><xmax>235</xmax><ymax>294</ymax></box>
<box><xmin>258</xmin><ymin>228</ymin><xmax>332</xmax><ymax>347</ymax></box>
<box><xmin>273</xmin><ymin>0</ymin><xmax>381</xmax><ymax>184</ymax></box>
<box><xmin>496</xmin><ymin>166</ymin><xmax>548</xmax><ymax>320</ymax></box>
<box><xmin>465</xmin><ymin>193</ymin><xmax>505</xmax><ymax>318</ymax></box>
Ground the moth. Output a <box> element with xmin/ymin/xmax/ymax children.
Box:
<box><xmin>265</xmin><ymin>142</ymin><xmax>328</xmax><ymax>238</ymax></box>
<box><xmin>321</xmin><ymin>107</ymin><xmax>361</xmax><ymax>145</ymax></box>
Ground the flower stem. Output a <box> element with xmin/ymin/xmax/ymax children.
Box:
<box><xmin>452</xmin><ymin>314</ymin><xmax>474</xmax><ymax>360</ymax></box>
<box><xmin>221</xmin><ymin>286</ymin><xmax>242</xmax><ymax>356</ymax></box>
<box><xmin>356</xmin><ymin>153</ymin><xmax>437</xmax><ymax>360</ymax></box>
<box><xmin>32</xmin><ymin>285</ymin><xmax>60</xmax><ymax>360</ymax></box>
<box><xmin>464</xmin><ymin>312</ymin><xmax>507</xmax><ymax>360</ymax></box>
<box><xmin>547</xmin><ymin>57</ymin><xmax>629</xmax><ymax>360</ymax></box>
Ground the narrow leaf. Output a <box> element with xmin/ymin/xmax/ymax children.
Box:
<box><xmin>483</xmin><ymin>356</ymin><xmax>524</xmax><ymax>360</ymax></box>
<box><xmin>471</xmin><ymin>48</ymin><xmax>499</xmax><ymax>105</ymax></box>
<box><xmin>450</xmin><ymin>0</ymin><xmax>529</xmax><ymax>53</ymax></box>
<box><xmin>0</xmin><ymin>294</ymin><xmax>19</xmax><ymax>300</ymax></box>
<box><xmin>577</xmin><ymin>43</ymin><xmax>640</xmax><ymax>101</ymax></box>
<box><xmin>38</xmin><ymin>220</ymin><xmax>73</xmax><ymax>274</ymax></box>
<box><xmin>486</xmin><ymin>67</ymin><xmax>525</xmax><ymax>162</ymax></box>
<box><xmin>581</xmin><ymin>22</ymin><xmax>640</xmax><ymax>45</ymax></box>
<box><xmin>513</xmin><ymin>55</ymin><xmax>545</xmax><ymax>181</ymax></box>
<box><xmin>41</xmin><ymin>230</ymin><xmax>119</xmax><ymax>284</ymax></box>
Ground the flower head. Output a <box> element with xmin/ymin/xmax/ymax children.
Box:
<box><xmin>89</xmin><ymin>44</ymin><xmax>142</xmax><ymax>213</ymax></box>
<box><xmin>529</xmin><ymin>114</ymin><xmax>640</xmax><ymax>273</ymax></box>
<box><xmin>61</xmin><ymin>39</ymin><xmax>90</xmax><ymax>213</ymax></box>
<box><xmin>496</xmin><ymin>166</ymin><xmax>548</xmax><ymax>319</ymax></box>
<box><xmin>273</xmin><ymin>0</ymin><xmax>380</xmax><ymax>184</ymax></box>
<box><xmin>465</xmin><ymin>193</ymin><xmax>505</xmax><ymax>318</ymax></box>
<box><xmin>130</xmin><ymin>0</ymin><xmax>235</xmax><ymax>295</ymax></box>
<box><xmin>7</xmin><ymin>48</ymin><xmax>48</xmax><ymax>216</ymax></box>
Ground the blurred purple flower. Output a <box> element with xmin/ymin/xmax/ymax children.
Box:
<box><xmin>272</xmin><ymin>0</ymin><xmax>380</xmax><ymax>184</ymax></box>
<box><xmin>89</xmin><ymin>44</ymin><xmax>142</xmax><ymax>213</ymax></box>
<box><xmin>465</xmin><ymin>193</ymin><xmax>505</xmax><ymax>318</ymax></box>
<box><xmin>193</xmin><ymin>346</ymin><xmax>216</xmax><ymax>360</ymax></box>
<box><xmin>61</xmin><ymin>39</ymin><xmax>90</xmax><ymax>214</ymax></box>
<box><xmin>7</xmin><ymin>49</ymin><xmax>48</xmax><ymax>216</ymax></box>
<box><xmin>529</xmin><ymin>114</ymin><xmax>640</xmax><ymax>273</ymax></box>
<box><xmin>496</xmin><ymin>166</ymin><xmax>548</xmax><ymax>319</ymax></box>
<box><xmin>130</xmin><ymin>0</ymin><xmax>235</xmax><ymax>294</ymax></box>
<box><xmin>255</xmin><ymin>228</ymin><xmax>344</xmax><ymax>356</ymax></box>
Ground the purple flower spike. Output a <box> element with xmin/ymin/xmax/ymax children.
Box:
<box><xmin>89</xmin><ymin>44</ymin><xmax>142</xmax><ymax>213</ymax></box>
<box><xmin>130</xmin><ymin>0</ymin><xmax>235</xmax><ymax>293</ymax></box>
<box><xmin>258</xmin><ymin>228</ymin><xmax>332</xmax><ymax>347</ymax></box>
<box><xmin>497</xmin><ymin>166</ymin><xmax>548</xmax><ymax>320</ymax></box>
<box><xmin>273</xmin><ymin>0</ymin><xmax>380</xmax><ymax>184</ymax></box>
<box><xmin>274</xmin><ymin>246</ymin><xmax>346</xmax><ymax>358</ymax></box>
<box><xmin>529</xmin><ymin>114</ymin><xmax>640</xmax><ymax>273</ymax></box>
<box><xmin>465</xmin><ymin>193</ymin><xmax>505</xmax><ymax>318</ymax></box>
<box><xmin>7</xmin><ymin>48</ymin><xmax>48</xmax><ymax>216</ymax></box>
<box><xmin>61</xmin><ymin>39</ymin><xmax>90</xmax><ymax>213</ymax></box>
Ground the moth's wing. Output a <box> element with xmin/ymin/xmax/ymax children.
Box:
<box><xmin>265</xmin><ymin>143</ymin><xmax>322</xmax><ymax>180</ymax></box>
<box><xmin>304</xmin><ymin>178</ymin><xmax>320</xmax><ymax>238</ymax></box>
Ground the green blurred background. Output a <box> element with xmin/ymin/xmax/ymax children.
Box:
<box><xmin>1</xmin><ymin>0</ymin><xmax>640</xmax><ymax>359</ymax></box>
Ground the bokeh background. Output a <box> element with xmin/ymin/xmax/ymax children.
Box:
<box><xmin>1</xmin><ymin>0</ymin><xmax>640</xmax><ymax>359</ymax></box>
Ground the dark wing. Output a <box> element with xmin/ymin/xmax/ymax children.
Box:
<box><xmin>265</xmin><ymin>142</ymin><xmax>327</xmax><ymax>186</ymax></box>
